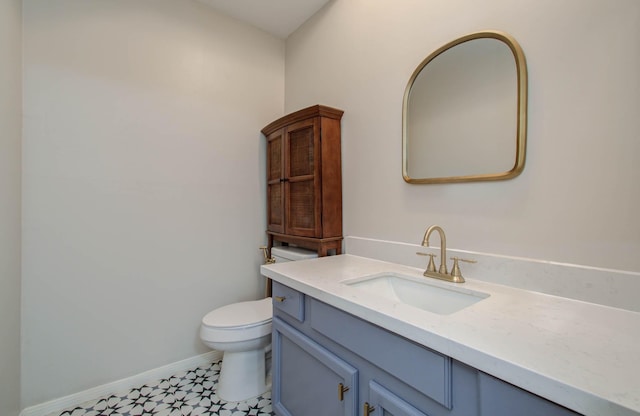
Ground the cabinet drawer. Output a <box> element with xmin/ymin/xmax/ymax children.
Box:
<box><xmin>310</xmin><ymin>299</ymin><xmax>452</xmax><ymax>409</ymax></box>
<box><xmin>272</xmin><ymin>281</ymin><xmax>305</xmax><ymax>322</ymax></box>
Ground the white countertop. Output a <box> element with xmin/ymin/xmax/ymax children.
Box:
<box><xmin>261</xmin><ymin>254</ymin><xmax>640</xmax><ymax>416</ymax></box>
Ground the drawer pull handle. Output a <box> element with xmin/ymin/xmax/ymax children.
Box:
<box><xmin>274</xmin><ymin>296</ymin><xmax>286</xmax><ymax>302</ymax></box>
<box><xmin>338</xmin><ymin>383</ymin><xmax>349</xmax><ymax>401</ymax></box>
<box><xmin>364</xmin><ymin>402</ymin><xmax>375</xmax><ymax>415</ymax></box>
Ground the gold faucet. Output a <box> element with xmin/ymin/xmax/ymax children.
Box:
<box><xmin>422</xmin><ymin>225</ymin><xmax>448</xmax><ymax>274</ymax></box>
<box><xmin>418</xmin><ymin>225</ymin><xmax>475</xmax><ymax>283</ymax></box>
<box><xmin>259</xmin><ymin>246</ymin><xmax>276</xmax><ymax>264</ymax></box>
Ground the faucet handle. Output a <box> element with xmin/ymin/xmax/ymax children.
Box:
<box><xmin>449</xmin><ymin>257</ymin><xmax>477</xmax><ymax>279</ymax></box>
<box><xmin>416</xmin><ymin>252</ymin><xmax>437</xmax><ymax>273</ymax></box>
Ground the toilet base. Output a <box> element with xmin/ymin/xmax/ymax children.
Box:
<box><xmin>217</xmin><ymin>347</ymin><xmax>269</xmax><ymax>402</ymax></box>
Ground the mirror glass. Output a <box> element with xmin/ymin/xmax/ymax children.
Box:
<box><xmin>403</xmin><ymin>31</ymin><xmax>527</xmax><ymax>184</ymax></box>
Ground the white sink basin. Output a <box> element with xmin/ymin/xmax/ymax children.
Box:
<box><xmin>343</xmin><ymin>272</ymin><xmax>489</xmax><ymax>315</ymax></box>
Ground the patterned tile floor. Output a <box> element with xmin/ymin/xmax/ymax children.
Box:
<box><xmin>49</xmin><ymin>360</ymin><xmax>274</xmax><ymax>416</ymax></box>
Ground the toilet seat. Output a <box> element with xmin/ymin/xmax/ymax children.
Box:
<box><xmin>200</xmin><ymin>298</ymin><xmax>272</xmax><ymax>343</ymax></box>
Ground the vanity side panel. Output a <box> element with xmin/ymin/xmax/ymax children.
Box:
<box><xmin>319</xmin><ymin>116</ymin><xmax>342</xmax><ymax>238</ymax></box>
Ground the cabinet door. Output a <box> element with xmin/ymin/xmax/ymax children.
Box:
<box><xmin>267</xmin><ymin>129</ymin><xmax>285</xmax><ymax>234</ymax></box>
<box><xmin>273</xmin><ymin>317</ymin><xmax>358</xmax><ymax>416</ymax></box>
<box><xmin>284</xmin><ymin>118</ymin><xmax>321</xmax><ymax>237</ymax></box>
<box><xmin>367</xmin><ymin>381</ymin><xmax>429</xmax><ymax>416</ymax></box>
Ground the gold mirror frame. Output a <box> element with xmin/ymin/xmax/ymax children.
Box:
<box><xmin>402</xmin><ymin>30</ymin><xmax>528</xmax><ymax>184</ymax></box>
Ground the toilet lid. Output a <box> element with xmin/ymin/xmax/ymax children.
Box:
<box><xmin>202</xmin><ymin>298</ymin><xmax>272</xmax><ymax>329</ymax></box>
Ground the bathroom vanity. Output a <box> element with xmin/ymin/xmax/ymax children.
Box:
<box><xmin>261</xmin><ymin>255</ymin><xmax>640</xmax><ymax>416</ymax></box>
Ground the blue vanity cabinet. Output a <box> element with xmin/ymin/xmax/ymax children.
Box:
<box><xmin>271</xmin><ymin>281</ymin><xmax>581</xmax><ymax>416</ymax></box>
<box><xmin>271</xmin><ymin>281</ymin><xmax>477</xmax><ymax>416</ymax></box>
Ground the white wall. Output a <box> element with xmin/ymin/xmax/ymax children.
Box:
<box><xmin>0</xmin><ymin>0</ymin><xmax>22</xmax><ymax>414</ymax></box>
<box><xmin>22</xmin><ymin>0</ymin><xmax>284</xmax><ymax>407</ymax></box>
<box><xmin>286</xmin><ymin>0</ymin><xmax>640</xmax><ymax>272</ymax></box>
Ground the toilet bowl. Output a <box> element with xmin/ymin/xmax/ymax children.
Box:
<box><xmin>199</xmin><ymin>246</ymin><xmax>317</xmax><ymax>402</ymax></box>
<box><xmin>200</xmin><ymin>298</ymin><xmax>272</xmax><ymax>402</ymax></box>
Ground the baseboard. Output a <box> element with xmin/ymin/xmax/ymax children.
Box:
<box><xmin>20</xmin><ymin>350</ymin><xmax>223</xmax><ymax>416</ymax></box>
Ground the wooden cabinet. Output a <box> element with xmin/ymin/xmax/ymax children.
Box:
<box><xmin>262</xmin><ymin>105</ymin><xmax>343</xmax><ymax>257</ymax></box>
<box><xmin>271</xmin><ymin>281</ymin><xmax>582</xmax><ymax>416</ymax></box>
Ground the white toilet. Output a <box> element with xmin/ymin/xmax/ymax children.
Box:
<box><xmin>199</xmin><ymin>246</ymin><xmax>317</xmax><ymax>402</ymax></box>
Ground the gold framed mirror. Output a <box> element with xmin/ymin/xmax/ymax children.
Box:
<box><xmin>402</xmin><ymin>30</ymin><xmax>528</xmax><ymax>184</ymax></box>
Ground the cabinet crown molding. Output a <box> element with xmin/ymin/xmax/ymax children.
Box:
<box><xmin>262</xmin><ymin>105</ymin><xmax>344</xmax><ymax>135</ymax></box>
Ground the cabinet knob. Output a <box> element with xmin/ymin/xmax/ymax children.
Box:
<box><xmin>338</xmin><ymin>383</ymin><xmax>349</xmax><ymax>401</ymax></box>
<box><xmin>364</xmin><ymin>402</ymin><xmax>375</xmax><ymax>415</ymax></box>
<box><xmin>274</xmin><ymin>296</ymin><xmax>286</xmax><ymax>302</ymax></box>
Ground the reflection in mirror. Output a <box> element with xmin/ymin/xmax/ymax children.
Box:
<box><xmin>403</xmin><ymin>31</ymin><xmax>527</xmax><ymax>184</ymax></box>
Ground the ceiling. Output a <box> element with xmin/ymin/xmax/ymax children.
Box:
<box><xmin>195</xmin><ymin>0</ymin><xmax>331</xmax><ymax>39</ymax></box>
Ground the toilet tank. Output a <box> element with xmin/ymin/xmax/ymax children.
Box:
<box><xmin>271</xmin><ymin>246</ymin><xmax>318</xmax><ymax>263</ymax></box>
